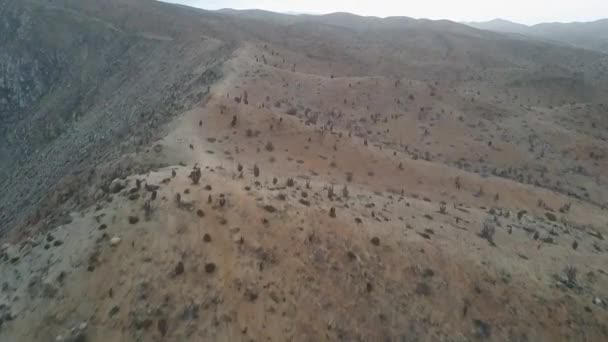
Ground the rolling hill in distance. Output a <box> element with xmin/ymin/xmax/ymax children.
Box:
<box><xmin>467</xmin><ymin>18</ymin><xmax>608</xmax><ymax>53</ymax></box>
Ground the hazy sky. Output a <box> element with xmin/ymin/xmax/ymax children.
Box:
<box><xmin>163</xmin><ymin>0</ymin><xmax>608</xmax><ymax>25</ymax></box>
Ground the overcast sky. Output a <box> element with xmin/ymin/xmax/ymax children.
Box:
<box><xmin>162</xmin><ymin>0</ymin><xmax>608</xmax><ymax>25</ymax></box>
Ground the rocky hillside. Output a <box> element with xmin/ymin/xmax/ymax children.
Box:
<box><xmin>1</xmin><ymin>1</ymin><xmax>607</xmax><ymax>341</ymax></box>
<box><xmin>0</xmin><ymin>0</ymin><xmax>232</xmax><ymax>233</ymax></box>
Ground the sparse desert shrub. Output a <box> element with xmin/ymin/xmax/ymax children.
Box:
<box><xmin>439</xmin><ymin>202</ymin><xmax>447</xmax><ymax>214</ymax></box>
<box><xmin>231</xmin><ymin>115</ymin><xmax>237</xmax><ymax>127</ymax></box>
<box><xmin>286</xmin><ymin>178</ymin><xmax>295</xmax><ymax>187</ymax></box>
<box><xmin>563</xmin><ymin>266</ymin><xmax>577</xmax><ymax>287</ymax></box>
<box><xmin>286</xmin><ymin>108</ymin><xmax>297</xmax><ymax>115</ymax></box>
<box><xmin>346</xmin><ymin>172</ymin><xmax>353</xmax><ymax>183</ymax></box>
<box><xmin>253</xmin><ymin>164</ymin><xmax>260</xmax><ymax>177</ymax></box>
<box><xmin>479</xmin><ymin>217</ymin><xmax>496</xmax><ymax>246</ymax></box>
<box><xmin>237</xmin><ymin>163</ymin><xmax>243</xmax><ymax>172</ymax></box>
<box><xmin>454</xmin><ymin>176</ymin><xmax>461</xmax><ymax>189</ymax></box>
<box><xmin>265</xmin><ymin>141</ymin><xmax>274</xmax><ymax>152</ymax></box>
<box><xmin>264</xmin><ymin>204</ymin><xmax>277</xmax><ymax>213</ymax></box>
<box><xmin>189</xmin><ymin>165</ymin><xmax>202</xmax><ymax>185</ymax></box>
<box><xmin>329</xmin><ymin>207</ymin><xmax>336</xmax><ymax>218</ymax></box>
<box><xmin>342</xmin><ymin>185</ymin><xmax>349</xmax><ymax>198</ymax></box>
<box><xmin>144</xmin><ymin>200</ymin><xmax>152</xmax><ymax>220</ymax></box>
<box><xmin>415</xmin><ymin>282</ymin><xmax>431</xmax><ymax>296</ymax></box>
<box><xmin>328</xmin><ymin>185</ymin><xmax>334</xmax><ymax>199</ymax></box>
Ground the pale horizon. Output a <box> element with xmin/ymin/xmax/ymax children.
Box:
<box><xmin>161</xmin><ymin>0</ymin><xmax>608</xmax><ymax>25</ymax></box>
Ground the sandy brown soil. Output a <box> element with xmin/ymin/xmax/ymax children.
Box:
<box><xmin>1</xmin><ymin>2</ymin><xmax>608</xmax><ymax>342</ymax></box>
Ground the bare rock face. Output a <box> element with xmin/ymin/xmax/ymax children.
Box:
<box><xmin>42</xmin><ymin>277</ymin><xmax>59</xmax><ymax>299</ymax></box>
<box><xmin>110</xmin><ymin>236</ymin><xmax>121</xmax><ymax>247</ymax></box>
<box><xmin>0</xmin><ymin>303</ymin><xmax>14</xmax><ymax>327</ymax></box>
<box><xmin>1</xmin><ymin>243</ymin><xmax>19</xmax><ymax>263</ymax></box>
<box><xmin>110</xmin><ymin>179</ymin><xmax>127</xmax><ymax>194</ymax></box>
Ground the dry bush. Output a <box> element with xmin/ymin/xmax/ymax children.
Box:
<box><xmin>189</xmin><ymin>165</ymin><xmax>202</xmax><ymax>185</ymax></box>
<box><xmin>454</xmin><ymin>176</ymin><xmax>461</xmax><ymax>189</ymax></box>
<box><xmin>563</xmin><ymin>266</ymin><xmax>578</xmax><ymax>288</ymax></box>
<box><xmin>144</xmin><ymin>200</ymin><xmax>153</xmax><ymax>220</ymax></box>
<box><xmin>346</xmin><ymin>172</ymin><xmax>353</xmax><ymax>183</ymax></box>
<box><xmin>439</xmin><ymin>202</ymin><xmax>447</xmax><ymax>214</ymax></box>
<box><xmin>342</xmin><ymin>185</ymin><xmax>349</xmax><ymax>198</ymax></box>
<box><xmin>479</xmin><ymin>217</ymin><xmax>496</xmax><ymax>246</ymax></box>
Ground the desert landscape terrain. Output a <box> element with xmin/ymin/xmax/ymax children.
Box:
<box><xmin>1</xmin><ymin>0</ymin><xmax>607</xmax><ymax>341</ymax></box>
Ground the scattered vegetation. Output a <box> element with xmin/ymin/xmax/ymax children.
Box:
<box><xmin>479</xmin><ymin>216</ymin><xmax>496</xmax><ymax>246</ymax></box>
<box><xmin>189</xmin><ymin>164</ymin><xmax>201</xmax><ymax>185</ymax></box>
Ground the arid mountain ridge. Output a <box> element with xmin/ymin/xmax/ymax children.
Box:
<box><xmin>466</xmin><ymin>18</ymin><xmax>608</xmax><ymax>53</ymax></box>
<box><xmin>0</xmin><ymin>1</ymin><xmax>607</xmax><ymax>341</ymax></box>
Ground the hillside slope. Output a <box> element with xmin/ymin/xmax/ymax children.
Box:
<box><xmin>0</xmin><ymin>0</ymin><xmax>232</xmax><ymax>233</ymax></box>
<box><xmin>1</xmin><ymin>1</ymin><xmax>607</xmax><ymax>341</ymax></box>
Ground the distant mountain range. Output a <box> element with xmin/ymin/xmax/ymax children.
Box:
<box><xmin>466</xmin><ymin>18</ymin><xmax>608</xmax><ymax>53</ymax></box>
